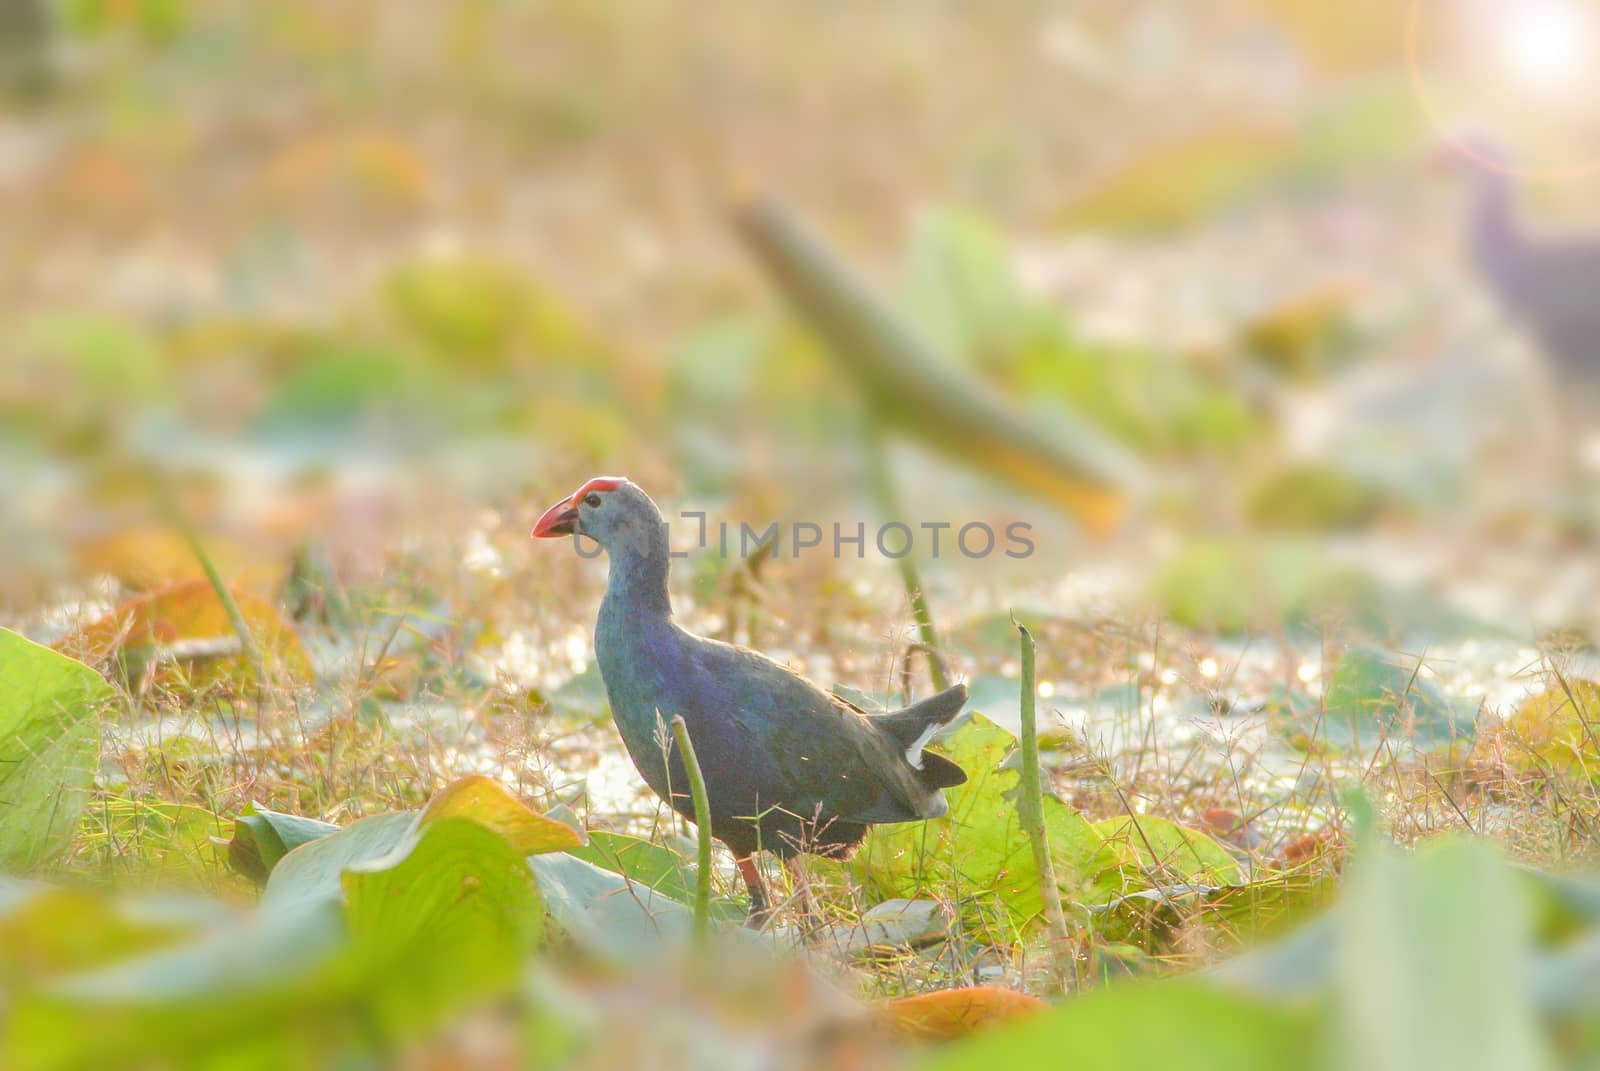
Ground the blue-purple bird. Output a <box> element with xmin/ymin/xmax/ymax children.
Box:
<box><xmin>532</xmin><ymin>476</ymin><xmax>967</xmax><ymax>925</ymax></box>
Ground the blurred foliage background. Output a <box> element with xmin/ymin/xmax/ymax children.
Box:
<box><xmin>6</xmin><ymin>1</ymin><xmax>1600</xmax><ymax>1068</ymax></box>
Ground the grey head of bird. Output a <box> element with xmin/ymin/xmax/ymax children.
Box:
<box><xmin>530</xmin><ymin>476</ymin><xmax>665</xmax><ymax>557</ymax></box>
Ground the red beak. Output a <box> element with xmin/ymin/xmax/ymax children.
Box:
<box><xmin>531</xmin><ymin>496</ymin><xmax>580</xmax><ymax>538</ymax></box>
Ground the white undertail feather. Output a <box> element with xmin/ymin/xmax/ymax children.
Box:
<box><xmin>904</xmin><ymin>722</ymin><xmax>940</xmax><ymax>770</ymax></box>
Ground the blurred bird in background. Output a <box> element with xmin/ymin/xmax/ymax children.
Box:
<box><xmin>1442</xmin><ymin>133</ymin><xmax>1600</xmax><ymax>476</ymax></box>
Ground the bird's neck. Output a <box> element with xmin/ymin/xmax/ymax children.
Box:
<box><xmin>594</xmin><ymin>521</ymin><xmax>678</xmax><ymax>773</ymax></box>
<box><xmin>599</xmin><ymin>521</ymin><xmax>674</xmax><ymax>623</ymax></box>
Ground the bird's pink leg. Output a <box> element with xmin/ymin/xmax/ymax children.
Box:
<box><xmin>737</xmin><ymin>855</ymin><xmax>772</xmax><ymax>929</ymax></box>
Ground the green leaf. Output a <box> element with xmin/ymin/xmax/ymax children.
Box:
<box><xmin>567</xmin><ymin>831</ymin><xmax>743</xmax><ymax>921</ymax></box>
<box><xmin>27</xmin><ymin>313</ymin><xmax>170</xmax><ymax>402</ymax></box>
<box><xmin>0</xmin><ymin>884</ymin><xmax>198</xmax><ymax>988</ymax></box>
<box><xmin>852</xmin><ymin>714</ymin><xmax>1126</xmax><ymax>929</ymax></box>
<box><xmin>527</xmin><ymin>851</ymin><xmax>695</xmax><ymax>961</ymax></box>
<box><xmin>900</xmin><ymin>208</ymin><xmax>1027</xmax><ymax>364</ymax></box>
<box><xmin>5</xmin><ymin>902</ymin><xmax>350</xmax><ymax>1069</ymax></box>
<box><xmin>248</xmin><ymin>347</ymin><xmax>438</xmax><ymax>449</ymax></box>
<box><xmin>341</xmin><ymin>817</ymin><xmax>543</xmax><ymax>1038</ymax></box>
<box><xmin>260</xmin><ymin>776</ymin><xmax>583</xmax><ymax>912</ymax></box>
<box><xmin>7</xmin><ymin>818</ymin><xmax>542</xmax><ymax>1068</ymax></box>
<box><xmin>385</xmin><ymin>256</ymin><xmax>531</xmax><ymax>364</ymax></box>
<box><xmin>1154</xmin><ymin>539</ymin><xmax>1379</xmax><ymax>635</ymax></box>
<box><xmin>260</xmin><ymin>812</ymin><xmax>417</xmax><ymax>913</ymax></box>
<box><xmin>1278</xmin><ymin>647</ymin><xmax>1480</xmax><ymax>754</ymax></box>
<box><xmin>0</xmin><ymin>628</ymin><xmax>112</xmax><ymax>870</ymax></box>
<box><xmin>915</xmin><ymin>980</ymin><xmax>1311</xmax><ymax>1071</ymax></box>
<box><xmin>228</xmin><ymin>804</ymin><xmax>341</xmax><ymax>885</ymax></box>
<box><xmin>1248</xmin><ymin>464</ymin><xmax>1383</xmax><ymax>532</ymax></box>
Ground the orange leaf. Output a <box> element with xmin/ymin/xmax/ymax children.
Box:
<box><xmin>884</xmin><ymin>985</ymin><xmax>1046</xmax><ymax>1040</ymax></box>
<box><xmin>74</xmin><ymin>527</ymin><xmax>286</xmax><ymax>594</ymax></box>
<box><xmin>55</xmin><ymin>578</ymin><xmax>312</xmax><ymax>688</ymax></box>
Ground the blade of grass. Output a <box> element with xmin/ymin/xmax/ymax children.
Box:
<box><xmin>867</xmin><ymin>427</ymin><xmax>948</xmax><ymax>692</ymax></box>
<box><xmin>153</xmin><ymin>476</ymin><xmax>265</xmax><ymax>683</ymax></box>
<box><xmin>671</xmin><ymin>715</ymin><xmax>713</xmax><ymax>947</ymax></box>
<box><xmin>1016</xmin><ymin>618</ymin><xmax>1071</xmax><ymax>983</ymax></box>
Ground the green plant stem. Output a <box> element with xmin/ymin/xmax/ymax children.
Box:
<box><xmin>1016</xmin><ymin>620</ymin><xmax>1070</xmax><ymax>980</ymax></box>
<box><xmin>865</xmin><ymin>428</ymin><xmax>948</xmax><ymax>692</ymax></box>
<box><xmin>154</xmin><ymin>477</ymin><xmax>265</xmax><ymax>682</ymax></box>
<box><xmin>671</xmin><ymin>715</ymin><xmax>713</xmax><ymax>946</ymax></box>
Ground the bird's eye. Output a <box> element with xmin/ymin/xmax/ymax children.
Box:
<box><xmin>584</xmin><ymin>493</ymin><xmax>602</xmax><ymax>508</ymax></box>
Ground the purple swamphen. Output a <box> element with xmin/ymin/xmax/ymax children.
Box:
<box><xmin>532</xmin><ymin>476</ymin><xmax>968</xmax><ymax>926</ymax></box>
<box><xmin>1450</xmin><ymin>136</ymin><xmax>1600</xmax><ymax>388</ymax></box>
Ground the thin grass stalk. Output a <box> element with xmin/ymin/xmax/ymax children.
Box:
<box><xmin>1016</xmin><ymin>620</ymin><xmax>1070</xmax><ymax>980</ymax></box>
<box><xmin>866</xmin><ymin>428</ymin><xmax>948</xmax><ymax>692</ymax></box>
<box><xmin>154</xmin><ymin>476</ymin><xmax>265</xmax><ymax>682</ymax></box>
<box><xmin>671</xmin><ymin>715</ymin><xmax>714</xmax><ymax>946</ymax></box>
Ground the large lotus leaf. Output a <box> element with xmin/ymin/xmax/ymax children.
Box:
<box><xmin>7</xmin><ymin>817</ymin><xmax>541</xmax><ymax>1068</ymax></box>
<box><xmin>567</xmin><ymin>831</ymin><xmax>744</xmax><ymax>922</ymax></box>
<box><xmin>0</xmin><ymin>628</ymin><xmax>112</xmax><ymax>869</ymax></box>
<box><xmin>341</xmin><ymin>816</ymin><xmax>543</xmax><ymax>1037</ymax></box>
<box><xmin>852</xmin><ymin>714</ymin><xmax>1127</xmax><ymax>929</ymax></box>
<box><xmin>258</xmin><ymin>776</ymin><xmax>581</xmax><ymax>909</ymax></box>
<box><xmin>527</xmin><ymin>851</ymin><xmax>695</xmax><ymax>961</ymax></box>
<box><xmin>914</xmin><ymin>979</ymin><xmax>1311</xmax><ymax>1071</ymax></box>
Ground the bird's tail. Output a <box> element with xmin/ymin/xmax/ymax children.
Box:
<box><xmin>876</xmin><ymin>683</ymin><xmax>968</xmax><ymax>790</ymax></box>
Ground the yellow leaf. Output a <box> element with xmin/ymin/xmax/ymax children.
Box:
<box><xmin>1240</xmin><ymin>279</ymin><xmax>1361</xmax><ymax>377</ymax></box>
<box><xmin>884</xmin><ymin>985</ymin><xmax>1046</xmax><ymax>1040</ymax></box>
<box><xmin>419</xmin><ymin>775</ymin><xmax>585</xmax><ymax>855</ymax></box>
<box><xmin>1476</xmin><ymin>681</ymin><xmax>1600</xmax><ymax>781</ymax></box>
<box><xmin>1055</xmin><ymin>127</ymin><xmax>1293</xmax><ymax>233</ymax></box>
